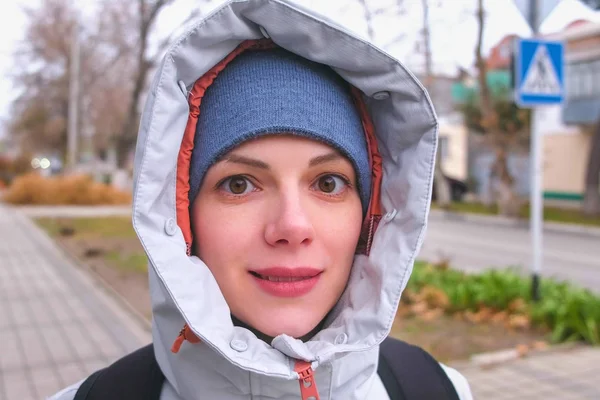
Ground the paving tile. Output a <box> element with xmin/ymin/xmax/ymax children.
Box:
<box><xmin>27</xmin><ymin>298</ymin><xmax>57</xmax><ymax>327</ymax></box>
<box><xmin>56</xmin><ymin>361</ymin><xmax>86</xmax><ymax>388</ymax></box>
<box><xmin>0</xmin><ymin>330</ymin><xmax>24</xmax><ymax>370</ymax></box>
<box><xmin>30</xmin><ymin>366</ymin><xmax>62</xmax><ymax>399</ymax></box>
<box><xmin>2</xmin><ymin>369</ymin><xmax>35</xmax><ymax>400</ymax></box>
<box><xmin>457</xmin><ymin>348</ymin><xmax>600</xmax><ymax>400</ymax></box>
<box><xmin>0</xmin><ymin>206</ymin><xmax>150</xmax><ymax>400</ymax></box>
<box><xmin>41</xmin><ymin>325</ymin><xmax>78</xmax><ymax>365</ymax></box>
<box><xmin>60</xmin><ymin>321</ymin><xmax>105</xmax><ymax>361</ymax></box>
<box><xmin>8</xmin><ymin>301</ymin><xmax>31</xmax><ymax>327</ymax></box>
<box><xmin>20</xmin><ymin>326</ymin><xmax>52</xmax><ymax>368</ymax></box>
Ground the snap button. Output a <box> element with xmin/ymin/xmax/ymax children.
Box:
<box><xmin>164</xmin><ymin>218</ymin><xmax>178</xmax><ymax>236</ymax></box>
<box><xmin>383</xmin><ymin>209</ymin><xmax>397</xmax><ymax>223</ymax></box>
<box><xmin>230</xmin><ymin>339</ymin><xmax>248</xmax><ymax>352</ymax></box>
<box><xmin>259</xmin><ymin>25</ymin><xmax>270</xmax><ymax>39</ymax></box>
<box><xmin>373</xmin><ymin>91</ymin><xmax>390</xmax><ymax>100</ymax></box>
<box><xmin>334</xmin><ymin>333</ymin><xmax>348</xmax><ymax>345</ymax></box>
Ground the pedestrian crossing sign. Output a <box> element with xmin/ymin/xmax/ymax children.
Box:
<box><xmin>515</xmin><ymin>38</ymin><xmax>564</xmax><ymax>107</ymax></box>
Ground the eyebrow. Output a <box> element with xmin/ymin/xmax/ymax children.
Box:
<box><xmin>308</xmin><ymin>152</ymin><xmax>344</xmax><ymax>167</ymax></box>
<box><xmin>224</xmin><ymin>154</ymin><xmax>270</xmax><ymax>169</ymax></box>
<box><xmin>223</xmin><ymin>151</ymin><xmax>343</xmax><ymax>169</ymax></box>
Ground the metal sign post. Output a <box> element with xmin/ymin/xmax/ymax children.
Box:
<box><xmin>514</xmin><ymin>38</ymin><xmax>565</xmax><ymax>301</ymax></box>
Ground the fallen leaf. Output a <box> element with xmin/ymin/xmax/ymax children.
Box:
<box><xmin>420</xmin><ymin>286</ymin><xmax>450</xmax><ymax>309</ymax></box>
<box><xmin>508</xmin><ymin>315</ymin><xmax>531</xmax><ymax>330</ymax></box>
<box><xmin>516</xmin><ymin>344</ymin><xmax>529</xmax><ymax>357</ymax></box>
<box><xmin>532</xmin><ymin>341</ymin><xmax>549</xmax><ymax>351</ymax></box>
<box><xmin>491</xmin><ymin>311</ymin><xmax>509</xmax><ymax>324</ymax></box>
<box><xmin>396</xmin><ymin>305</ymin><xmax>412</xmax><ymax>318</ymax></box>
<box><xmin>419</xmin><ymin>308</ymin><xmax>444</xmax><ymax>322</ymax></box>
<box><xmin>411</xmin><ymin>301</ymin><xmax>429</xmax><ymax>316</ymax></box>
<box><xmin>508</xmin><ymin>298</ymin><xmax>527</xmax><ymax>313</ymax></box>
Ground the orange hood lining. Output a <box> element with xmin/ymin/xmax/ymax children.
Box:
<box><xmin>176</xmin><ymin>38</ymin><xmax>383</xmax><ymax>256</ymax></box>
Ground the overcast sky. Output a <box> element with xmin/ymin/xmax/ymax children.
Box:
<box><xmin>0</xmin><ymin>0</ymin><xmax>597</xmax><ymax>137</ymax></box>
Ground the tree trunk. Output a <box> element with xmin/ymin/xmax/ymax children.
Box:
<box><xmin>582</xmin><ymin>119</ymin><xmax>600</xmax><ymax>216</ymax></box>
<box><xmin>115</xmin><ymin>0</ymin><xmax>169</xmax><ymax>169</ymax></box>
<box><xmin>434</xmin><ymin>142</ymin><xmax>452</xmax><ymax>207</ymax></box>
<box><xmin>491</xmin><ymin>144</ymin><xmax>521</xmax><ymax>217</ymax></box>
<box><xmin>115</xmin><ymin>135</ymin><xmax>136</xmax><ymax>171</ymax></box>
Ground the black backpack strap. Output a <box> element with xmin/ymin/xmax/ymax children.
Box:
<box><xmin>377</xmin><ymin>337</ymin><xmax>460</xmax><ymax>400</ymax></box>
<box><xmin>72</xmin><ymin>370</ymin><xmax>104</xmax><ymax>400</ymax></box>
<box><xmin>74</xmin><ymin>344</ymin><xmax>165</xmax><ymax>400</ymax></box>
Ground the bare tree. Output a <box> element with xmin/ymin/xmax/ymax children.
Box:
<box><xmin>467</xmin><ymin>0</ymin><xmax>530</xmax><ymax>216</ymax></box>
<box><xmin>8</xmin><ymin>0</ymin><xmax>78</xmax><ymax>156</ymax></box>
<box><xmin>114</xmin><ymin>0</ymin><xmax>172</xmax><ymax>170</ymax></box>
<box><xmin>107</xmin><ymin>0</ymin><xmax>203</xmax><ymax>185</ymax></box>
<box><xmin>7</xmin><ymin>0</ymin><xmax>202</xmax><ymax>183</ymax></box>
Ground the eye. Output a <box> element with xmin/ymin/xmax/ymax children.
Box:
<box><xmin>219</xmin><ymin>176</ymin><xmax>256</xmax><ymax>195</ymax></box>
<box><xmin>314</xmin><ymin>174</ymin><xmax>349</xmax><ymax>195</ymax></box>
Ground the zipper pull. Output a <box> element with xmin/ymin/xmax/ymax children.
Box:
<box><xmin>294</xmin><ymin>360</ymin><xmax>320</xmax><ymax>400</ymax></box>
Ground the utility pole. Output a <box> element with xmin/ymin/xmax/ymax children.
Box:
<box><xmin>527</xmin><ymin>0</ymin><xmax>542</xmax><ymax>302</ymax></box>
<box><xmin>67</xmin><ymin>20</ymin><xmax>80</xmax><ymax>172</ymax></box>
<box><xmin>421</xmin><ymin>0</ymin><xmax>433</xmax><ymax>91</ymax></box>
<box><xmin>421</xmin><ymin>0</ymin><xmax>451</xmax><ymax>207</ymax></box>
<box><xmin>528</xmin><ymin>0</ymin><xmax>539</xmax><ymax>35</ymax></box>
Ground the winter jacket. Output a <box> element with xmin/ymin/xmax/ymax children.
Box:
<box><xmin>50</xmin><ymin>1</ymin><xmax>473</xmax><ymax>399</ymax></box>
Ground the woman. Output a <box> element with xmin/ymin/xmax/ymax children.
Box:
<box><xmin>50</xmin><ymin>1</ymin><xmax>472</xmax><ymax>399</ymax></box>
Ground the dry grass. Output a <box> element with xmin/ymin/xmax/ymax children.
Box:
<box><xmin>3</xmin><ymin>173</ymin><xmax>131</xmax><ymax>205</ymax></box>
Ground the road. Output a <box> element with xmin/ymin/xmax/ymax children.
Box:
<box><xmin>418</xmin><ymin>214</ymin><xmax>600</xmax><ymax>293</ymax></box>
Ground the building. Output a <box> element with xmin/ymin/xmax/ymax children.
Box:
<box><xmin>540</xmin><ymin>20</ymin><xmax>600</xmax><ymax>202</ymax></box>
<box><xmin>447</xmin><ymin>14</ymin><xmax>600</xmax><ymax>203</ymax></box>
<box><xmin>416</xmin><ymin>73</ymin><xmax>470</xmax><ymax>183</ymax></box>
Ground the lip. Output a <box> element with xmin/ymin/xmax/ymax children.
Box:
<box><xmin>249</xmin><ymin>267</ymin><xmax>322</xmax><ymax>298</ymax></box>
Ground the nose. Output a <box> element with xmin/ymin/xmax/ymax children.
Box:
<box><xmin>264</xmin><ymin>191</ymin><xmax>315</xmax><ymax>248</ymax></box>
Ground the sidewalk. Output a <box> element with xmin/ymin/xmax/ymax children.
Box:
<box><xmin>3</xmin><ymin>204</ymin><xmax>599</xmax><ymax>399</ymax></box>
<box><xmin>454</xmin><ymin>346</ymin><xmax>600</xmax><ymax>399</ymax></box>
<box><xmin>0</xmin><ymin>205</ymin><xmax>150</xmax><ymax>400</ymax></box>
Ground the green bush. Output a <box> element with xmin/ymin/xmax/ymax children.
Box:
<box><xmin>407</xmin><ymin>262</ymin><xmax>600</xmax><ymax>345</ymax></box>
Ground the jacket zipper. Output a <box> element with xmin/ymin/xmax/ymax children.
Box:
<box><xmin>294</xmin><ymin>360</ymin><xmax>320</xmax><ymax>400</ymax></box>
<box><xmin>173</xmin><ymin>328</ymin><xmax>320</xmax><ymax>399</ymax></box>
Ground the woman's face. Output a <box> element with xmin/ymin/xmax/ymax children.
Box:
<box><xmin>192</xmin><ymin>135</ymin><xmax>363</xmax><ymax>339</ymax></box>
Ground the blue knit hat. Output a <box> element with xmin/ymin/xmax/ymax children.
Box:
<box><xmin>189</xmin><ymin>48</ymin><xmax>371</xmax><ymax>212</ymax></box>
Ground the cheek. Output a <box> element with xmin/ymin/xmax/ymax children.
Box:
<box><xmin>316</xmin><ymin>204</ymin><xmax>363</xmax><ymax>263</ymax></box>
<box><xmin>192</xmin><ymin>202</ymin><xmax>261</xmax><ymax>266</ymax></box>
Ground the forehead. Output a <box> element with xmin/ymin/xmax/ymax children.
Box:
<box><xmin>229</xmin><ymin>135</ymin><xmax>337</xmax><ymax>154</ymax></box>
<box><xmin>211</xmin><ymin>135</ymin><xmax>355</xmax><ymax>172</ymax></box>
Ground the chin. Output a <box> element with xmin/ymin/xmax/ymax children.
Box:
<box><xmin>251</xmin><ymin>310</ymin><xmax>323</xmax><ymax>340</ymax></box>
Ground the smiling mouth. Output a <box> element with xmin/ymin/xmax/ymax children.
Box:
<box><xmin>248</xmin><ymin>267</ymin><xmax>322</xmax><ymax>297</ymax></box>
<box><xmin>249</xmin><ymin>271</ymin><xmax>317</xmax><ymax>282</ymax></box>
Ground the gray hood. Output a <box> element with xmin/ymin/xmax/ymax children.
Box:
<box><xmin>131</xmin><ymin>0</ymin><xmax>437</xmax><ymax>398</ymax></box>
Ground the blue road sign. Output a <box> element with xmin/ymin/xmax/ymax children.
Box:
<box><xmin>515</xmin><ymin>38</ymin><xmax>564</xmax><ymax>107</ymax></box>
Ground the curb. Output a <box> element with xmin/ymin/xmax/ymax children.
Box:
<box><xmin>15</xmin><ymin>205</ymin><xmax>132</xmax><ymax>218</ymax></box>
<box><xmin>429</xmin><ymin>209</ymin><xmax>600</xmax><ymax>238</ymax></box>
<box><xmin>451</xmin><ymin>342</ymin><xmax>585</xmax><ymax>371</ymax></box>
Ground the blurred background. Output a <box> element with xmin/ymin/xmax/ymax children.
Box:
<box><xmin>1</xmin><ymin>1</ymin><xmax>599</xmax><ymax>399</ymax></box>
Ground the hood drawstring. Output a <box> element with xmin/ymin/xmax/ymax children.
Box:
<box><xmin>171</xmin><ymin>324</ymin><xmax>201</xmax><ymax>353</ymax></box>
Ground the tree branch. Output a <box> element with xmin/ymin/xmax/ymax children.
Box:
<box><xmin>475</xmin><ymin>0</ymin><xmax>493</xmax><ymax>120</ymax></box>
